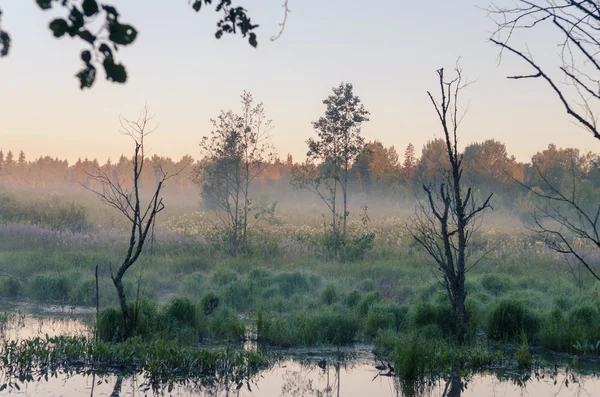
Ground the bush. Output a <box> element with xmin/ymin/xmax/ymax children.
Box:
<box><xmin>27</xmin><ymin>273</ymin><xmax>72</xmax><ymax>302</ymax></box>
<box><xmin>568</xmin><ymin>306</ymin><xmax>599</xmax><ymax>328</ymax></box>
<box><xmin>343</xmin><ymin>290</ymin><xmax>362</xmax><ymax>308</ymax></box>
<box><xmin>162</xmin><ymin>297</ymin><xmax>197</xmax><ymax>329</ymax></box>
<box><xmin>320</xmin><ymin>284</ymin><xmax>339</xmax><ymax>305</ymax></box>
<box><xmin>364</xmin><ymin>303</ymin><xmax>407</xmax><ymax>337</ymax></box>
<box><xmin>0</xmin><ymin>278</ymin><xmax>22</xmax><ymax>298</ymax></box>
<box><xmin>247</xmin><ymin>268</ymin><xmax>275</xmax><ymax>288</ymax></box>
<box><xmin>276</xmin><ymin>272</ymin><xmax>319</xmax><ymax>297</ymax></box>
<box><xmin>97</xmin><ymin>300</ymin><xmax>164</xmax><ymax>342</ymax></box>
<box><xmin>200</xmin><ymin>291</ymin><xmax>222</xmax><ymax>314</ymax></box>
<box><xmin>178</xmin><ymin>272</ymin><xmax>205</xmax><ymax>298</ymax></box>
<box><xmin>199</xmin><ymin>307</ymin><xmax>245</xmax><ymax>341</ymax></box>
<box><xmin>480</xmin><ymin>274</ymin><xmax>513</xmax><ymax>296</ymax></box>
<box><xmin>71</xmin><ymin>279</ymin><xmax>97</xmax><ymax>305</ymax></box>
<box><xmin>356</xmin><ymin>292</ymin><xmax>383</xmax><ymax>317</ymax></box>
<box><xmin>211</xmin><ymin>270</ymin><xmax>238</xmax><ymax>286</ymax></box>
<box><xmin>97</xmin><ymin>308</ymin><xmax>123</xmax><ymax>342</ymax></box>
<box><xmin>342</xmin><ymin>232</ymin><xmax>375</xmax><ymax>262</ymax></box>
<box><xmin>0</xmin><ymin>192</ymin><xmax>89</xmax><ymax>232</ymax></box>
<box><xmin>411</xmin><ymin>303</ymin><xmax>456</xmax><ymax>337</ymax></box>
<box><xmin>258</xmin><ymin>308</ymin><xmax>358</xmax><ymax>347</ymax></box>
<box><xmin>486</xmin><ymin>299</ymin><xmax>540</xmax><ymax>341</ymax></box>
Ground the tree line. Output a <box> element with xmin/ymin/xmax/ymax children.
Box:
<box><xmin>1</xmin><ymin>138</ymin><xmax>598</xmax><ymax>212</ymax></box>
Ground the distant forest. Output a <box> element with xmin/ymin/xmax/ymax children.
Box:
<box><xmin>0</xmin><ymin>139</ymin><xmax>597</xmax><ymax>212</ymax></box>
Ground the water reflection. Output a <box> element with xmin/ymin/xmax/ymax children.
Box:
<box><xmin>1</xmin><ymin>310</ymin><xmax>599</xmax><ymax>397</ymax></box>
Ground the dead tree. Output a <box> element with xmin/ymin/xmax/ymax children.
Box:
<box><xmin>489</xmin><ymin>0</ymin><xmax>600</xmax><ymax>139</ymax></box>
<box><xmin>525</xmin><ymin>159</ymin><xmax>600</xmax><ymax>282</ymax></box>
<box><xmin>85</xmin><ymin>106</ymin><xmax>175</xmax><ymax>339</ymax></box>
<box><xmin>489</xmin><ymin>1</ymin><xmax>600</xmax><ymax>281</ymax></box>
<box><xmin>411</xmin><ymin>66</ymin><xmax>493</xmax><ymax>344</ymax></box>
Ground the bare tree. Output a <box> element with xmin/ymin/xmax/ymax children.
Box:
<box><xmin>489</xmin><ymin>0</ymin><xmax>600</xmax><ymax>139</ymax></box>
<box><xmin>84</xmin><ymin>106</ymin><xmax>178</xmax><ymax>339</ymax></box>
<box><xmin>196</xmin><ymin>91</ymin><xmax>276</xmax><ymax>256</ymax></box>
<box><xmin>489</xmin><ymin>1</ymin><xmax>600</xmax><ymax>281</ymax></box>
<box><xmin>525</xmin><ymin>158</ymin><xmax>600</xmax><ymax>282</ymax></box>
<box><xmin>411</xmin><ymin>66</ymin><xmax>493</xmax><ymax>343</ymax></box>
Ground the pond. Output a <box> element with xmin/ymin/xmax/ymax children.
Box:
<box><xmin>0</xmin><ymin>302</ymin><xmax>598</xmax><ymax>397</ymax></box>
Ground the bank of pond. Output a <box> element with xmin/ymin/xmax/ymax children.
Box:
<box><xmin>0</xmin><ymin>300</ymin><xmax>600</xmax><ymax>396</ymax></box>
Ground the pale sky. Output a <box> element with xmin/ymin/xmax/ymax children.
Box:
<box><xmin>1</xmin><ymin>0</ymin><xmax>599</xmax><ymax>164</ymax></box>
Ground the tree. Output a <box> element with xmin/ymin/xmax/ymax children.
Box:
<box><xmin>411</xmin><ymin>66</ymin><xmax>493</xmax><ymax>343</ymax></box>
<box><xmin>403</xmin><ymin>143</ymin><xmax>416</xmax><ymax>183</ymax></box>
<box><xmin>4</xmin><ymin>151</ymin><xmax>14</xmax><ymax>172</ymax></box>
<box><xmin>17</xmin><ymin>150</ymin><xmax>26</xmax><ymax>167</ymax></box>
<box><xmin>0</xmin><ymin>1</ymin><xmax>261</xmax><ymax>89</ymax></box>
<box><xmin>489</xmin><ymin>2</ymin><xmax>600</xmax><ymax>281</ymax></box>
<box><xmin>523</xmin><ymin>151</ymin><xmax>600</xmax><ymax>282</ymax></box>
<box><xmin>84</xmin><ymin>106</ymin><xmax>178</xmax><ymax>339</ymax></box>
<box><xmin>291</xmin><ymin>82</ymin><xmax>370</xmax><ymax>245</ymax></box>
<box><xmin>351</xmin><ymin>141</ymin><xmax>400</xmax><ymax>195</ymax></box>
<box><xmin>196</xmin><ymin>91</ymin><xmax>275</xmax><ymax>257</ymax></box>
<box><xmin>417</xmin><ymin>138</ymin><xmax>449</xmax><ymax>183</ymax></box>
<box><xmin>489</xmin><ymin>1</ymin><xmax>600</xmax><ymax>139</ymax></box>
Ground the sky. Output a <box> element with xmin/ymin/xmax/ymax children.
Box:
<box><xmin>1</xmin><ymin>0</ymin><xmax>599</xmax><ymax>165</ymax></box>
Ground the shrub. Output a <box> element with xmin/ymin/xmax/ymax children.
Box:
<box><xmin>97</xmin><ymin>308</ymin><xmax>123</xmax><ymax>342</ymax></box>
<box><xmin>486</xmin><ymin>299</ymin><xmax>540</xmax><ymax>341</ymax></box>
<box><xmin>258</xmin><ymin>309</ymin><xmax>358</xmax><ymax>347</ymax></box>
<box><xmin>342</xmin><ymin>232</ymin><xmax>375</xmax><ymax>262</ymax></box>
<box><xmin>178</xmin><ymin>272</ymin><xmax>205</xmax><ymax>298</ymax></box>
<box><xmin>568</xmin><ymin>306</ymin><xmax>599</xmax><ymax>328</ymax></box>
<box><xmin>211</xmin><ymin>270</ymin><xmax>238</xmax><ymax>286</ymax></box>
<box><xmin>364</xmin><ymin>303</ymin><xmax>407</xmax><ymax>337</ymax></box>
<box><xmin>200</xmin><ymin>307</ymin><xmax>245</xmax><ymax>341</ymax></box>
<box><xmin>480</xmin><ymin>274</ymin><xmax>513</xmax><ymax>296</ymax></box>
<box><xmin>276</xmin><ymin>272</ymin><xmax>319</xmax><ymax>297</ymax></box>
<box><xmin>411</xmin><ymin>303</ymin><xmax>456</xmax><ymax>337</ymax></box>
<box><xmin>27</xmin><ymin>273</ymin><xmax>72</xmax><ymax>302</ymax></box>
<box><xmin>71</xmin><ymin>279</ymin><xmax>97</xmax><ymax>305</ymax></box>
<box><xmin>200</xmin><ymin>292</ymin><xmax>222</xmax><ymax>314</ymax></box>
<box><xmin>0</xmin><ymin>278</ymin><xmax>22</xmax><ymax>298</ymax></box>
<box><xmin>515</xmin><ymin>332</ymin><xmax>532</xmax><ymax>369</ymax></box>
<box><xmin>320</xmin><ymin>284</ymin><xmax>339</xmax><ymax>305</ymax></box>
<box><xmin>343</xmin><ymin>290</ymin><xmax>362</xmax><ymax>308</ymax></box>
<box><xmin>162</xmin><ymin>297</ymin><xmax>197</xmax><ymax>329</ymax></box>
<box><xmin>356</xmin><ymin>292</ymin><xmax>383</xmax><ymax>318</ymax></box>
<box><xmin>247</xmin><ymin>268</ymin><xmax>275</xmax><ymax>288</ymax></box>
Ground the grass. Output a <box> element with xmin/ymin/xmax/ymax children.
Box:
<box><xmin>1</xmin><ymin>191</ymin><xmax>600</xmax><ymax>358</ymax></box>
<box><xmin>0</xmin><ymin>335</ymin><xmax>269</xmax><ymax>393</ymax></box>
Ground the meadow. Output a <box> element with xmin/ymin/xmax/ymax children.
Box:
<box><xmin>1</xmin><ymin>187</ymin><xmax>599</xmax><ymax>374</ymax></box>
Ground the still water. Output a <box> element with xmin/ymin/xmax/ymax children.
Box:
<box><xmin>0</xmin><ymin>301</ymin><xmax>598</xmax><ymax>397</ymax></box>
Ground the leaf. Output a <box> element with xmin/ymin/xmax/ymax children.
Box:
<box><xmin>77</xmin><ymin>64</ymin><xmax>97</xmax><ymax>89</ymax></box>
<box><xmin>49</xmin><ymin>19</ymin><xmax>68</xmax><ymax>38</ymax></box>
<box><xmin>98</xmin><ymin>43</ymin><xmax>113</xmax><ymax>58</ymax></box>
<box><xmin>77</xmin><ymin>30</ymin><xmax>96</xmax><ymax>44</ymax></box>
<box><xmin>81</xmin><ymin>50</ymin><xmax>91</xmax><ymax>63</ymax></box>
<box><xmin>102</xmin><ymin>57</ymin><xmax>127</xmax><ymax>83</ymax></box>
<box><xmin>36</xmin><ymin>0</ymin><xmax>53</xmax><ymax>10</ymax></box>
<box><xmin>102</xmin><ymin>5</ymin><xmax>119</xmax><ymax>19</ymax></box>
<box><xmin>108</xmin><ymin>22</ymin><xmax>137</xmax><ymax>45</ymax></box>
<box><xmin>68</xmin><ymin>7</ymin><xmax>85</xmax><ymax>34</ymax></box>
<box><xmin>248</xmin><ymin>32</ymin><xmax>257</xmax><ymax>48</ymax></box>
<box><xmin>192</xmin><ymin>1</ymin><xmax>202</xmax><ymax>12</ymax></box>
<box><xmin>82</xmin><ymin>0</ymin><xmax>99</xmax><ymax>17</ymax></box>
<box><xmin>0</xmin><ymin>31</ymin><xmax>9</xmax><ymax>57</ymax></box>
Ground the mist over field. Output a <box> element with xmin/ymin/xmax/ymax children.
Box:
<box><xmin>2</xmin><ymin>1</ymin><xmax>600</xmax><ymax>396</ymax></box>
